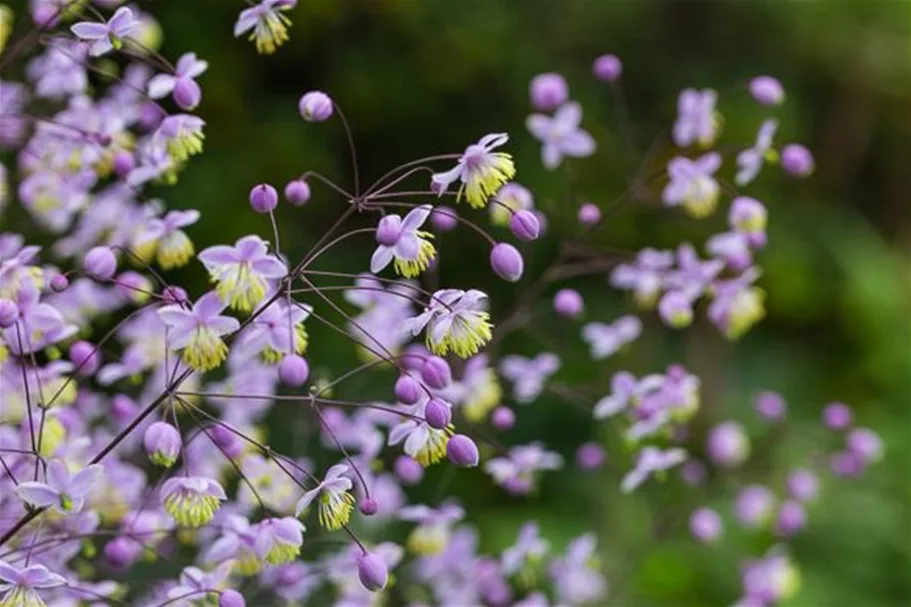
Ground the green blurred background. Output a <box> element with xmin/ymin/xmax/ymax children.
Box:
<box><xmin>88</xmin><ymin>0</ymin><xmax>911</xmax><ymax>604</ymax></box>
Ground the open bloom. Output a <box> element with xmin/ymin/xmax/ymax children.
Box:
<box><xmin>198</xmin><ymin>235</ymin><xmax>286</xmax><ymax>312</ymax></box>
<box><xmin>404</xmin><ymin>289</ymin><xmax>493</xmax><ymax>358</ymax></box>
<box><xmin>15</xmin><ymin>459</ymin><xmax>102</xmax><ymax>514</ymax></box>
<box><xmin>156</xmin><ymin>114</ymin><xmax>206</xmax><ymax>163</ymax></box>
<box><xmin>0</xmin><ymin>561</ymin><xmax>66</xmax><ymax>607</ymax></box>
<box><xmin>621</xmin><ymin>447</ymin><xmax>687</xmax><ymax>493</ymax></box>
<box><xmin>502</xmin><ymin>523</ymin><xmax>550</xmax><ymax>578</ymax></box>
<box><xmin>485</xmin><ymin>443</ymin><xmax>563</xmax><ymax>494</ymax></box>
<box><xmin>431</xmin><ymin>134</ymin><xmax>516</xmax><ymax>209</ymax></box>
<box><xmin>499</xmin><ymin>352</ymin><xmax>561</xmax><ymax>403</ymax></box>
<box><xmin>133</xmin><ymin>209</ymin><xmax>200</xmax><ymax>270</ymax></box>
<box><xmin>234</xmin><ymin>0</ymin><xmax>297</xmax><ymax>54</ymax></box>
<box><xmin>550</xmin><ymin>534</ymin><xmax>608</xmax><ymax>605</ymax></box>
<box><xmin>161</xmin><ymin>476</ymin><xmax>226</xmax><ymax>527</ymax></box>
<box><xmin>256</xmin><ymin>517</ymin><xmax>306</xmax><ymax>565</ymax></box>
<box><xmin>673</xmin><ymin>88</ymin><xmax>719</xmax><ymax>148</ymax></box>
<box><xmin>295</xmin><ymin>464</ymin><xmax>355</xmax><ymax>530</ymax></box>
<box><xmin>526</xmin><ymin>102</ymin><xmax>596</xmax><ymax>169</ymax></box>
<box><xmin>238</xmin><ymin>299</ymin><xmax>310</xmax><ymax>362</ymax></box>
<box><xmin>158</xmin><ymin>291</ymin><xmax>240</xmax><ymax>371</ymax></box>
<box><xmin>581</xmin><ymin>315</ymin><xmax>642</xmax><ymax>360</ymax></box>
<box><xmin>400</xmin><ymin>503</ymin><xmax>464</xmax><ymax>555</ymax></box>
<box><xmin>662</xmin><ymin>153</ymin><xmax>722</xmax><ymax>218</ymax></box>
<box><xmin>370</xmin><ymin>205</ymin><xmax>436</xmax><ymax>278</ymax></box>
<box><xmin>147</xmin><ymin>53</ymin><xmax>208</xmax><ymax>111</ymax></box>
<box><xmin>708</xmin><ymin>268</ymin><xmax>765</xmax><ymax>340</ymax></box>
<box><xmin>736</xmin><ymin>119</ymin><xmax>778</xmax><ymax>186</ymax></box>
<box><xmin>388</xmin><ymin>398</ymin><xmax>453</xmax><ymax>467</ymax></box>
<box><xmin>609</xmin><ymin>248</ymin><xmax>674</xmax><ymax>308</ymax></box>
<box><xmin>70</xmin><ymin>7</ymin><xmax>138</xmax><ymax>57</ymax></box>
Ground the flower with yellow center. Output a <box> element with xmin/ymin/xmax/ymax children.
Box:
<box><xmin>161</xmin><ymin>476</ymin><xmax>226</xmax><ymax>528</ymax></box>
<box><xmin>198</xmin><ymin>235</ymin><xmax>287</xmax><ymax>313</ymax></box>
<box><xmin>432</xmin><ymin>134</ymin><xmax>516</xmax><ymax>209</ymax></box>
<box><xmin>157</xmin><ymin>292</ymin><xmax>240</xmax><ymax>372</ymax></box>
<box><xmin>295</xmin><ymin>463</ymin><xmax>355</xmax><ymax>531</ymax></box>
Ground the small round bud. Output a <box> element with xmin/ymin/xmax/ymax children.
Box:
<box><xmin>211</xmin><ymin>425</ymin><xmax>243</xmax><ymax>458</ymax></box>
<box><xmin>143</xmin><ymin>421</ymin><xmax>181</xmax><ymax>468</ymax></box>
<box><xmin>775</xmin><ymin>501</ymin><xmax>806</xmax><ymax>538</ymax></box>
<box><xmin>529</xmin><ymin>73</ymin><xmax>568</xmax><ymax>111</ymax></box>
<box><xmin>112</xmin><ymin>150</ymin><xmax>135</xmax><ymax>178</ymax></box>
<box><xmin>359</xmin><ymin>497</ymin><xmax>379</xmax><ymax>516</ymax></box>
<box><xmin>420</xmin><ymin>356</ymin><xmax>451</xmax><ymax>390</ymax></box>
<box><xmin>553</xmin><ymin>288</ymin><xmax>584</xmax><ymax>319</ymax></box>
<box><xmin>707</xmin><ymin>421</ymin><xmax>750</xmax><ymax>468</ymax></box>
<box><xmin>173</xmin><ymin>77</ymin><xmax>202</xmax><ymax>111</ymax></box>
<box><xmin>161</xmin><ymin>286</ymin><xmax>189</xmax><ymax>306</ymax></box>
<box><xmin>299</xmin><ymin>91</ymin><xmax>333</xmax><ymax>122</ymax></box>
<box><xmin>780</xmin><ymin>143</ymin><xmax>815</xmax><ymax>177</ymax></box>
<box><xmin>787</xmin><ymin>469</ymin><xmax>818</xmax><ymax>502</ymax></box>
<box><xmin>249</xmin><ymin>183</ymin><xmax>278</xmax><ymax>214</ymax></box>
<box><xmin>104</xmin><ymin>537</ymin><xmax>141</xmax><ymax>570</ymax></box>
<box><xmin>735</xmin><ymin>484</ymin><xmax>775</xmax><ymax>528</ymax></box>
<box><xmin>424</xmin><ymin>398</ymin><xmax>452</xmax><ymax>430</ymax></box>
<box><xmin>111</xmin><ymin>394</ymin><xmax>138</xmax><ymax>424</ymax></box>
<box><xmin>830</xmin><ymin>451</ymin><xmax>864</xmax><ymax>477</ymax></box>
<box><xmin>278</xmin><ymin>355</ymin><xmax>310</xmax><ymax>387</ymax></box>
<box><xmin>284</xmin><ymin>179</ymin><xmax>311</xmax><ymax>206</ymax></box>
<box><xmin>375</xmin><ymin>215</ymin><xmax>402</xmax><ymax>246</ymax></box>
<box><xmin>490</xmin><ymin>243</ymin><xmax>524</xmax><ymax>283</ymax></box>
<box><xmin>749</xmin><ymin>76</ymin><xmax>785</xmax><ymax>106</ymax></box>
<box><xmin>394</xmin><ymin>456</ymin><xmax>423</xmax><ymax>485</ymax></box>
<box><xmin>357</xmin><ymin>552</ymin><xmax>389</xmax><ymax>592</ymax></box>
<box><xmin>0</xmin><ymin>299</ymin><xmax>18</xmax><ymax>328</ymax></box>
<box><xmin>593</xmin><ymin>54</ymin><xmax>623</xmax><ymax>83</ymax></box>
<box><xmin>431</xmin><ymin>206</ymin><xmax>458</xmax><ymax>232</ymax></box>
<box><xmin>394</xmin><ymin>374</ymin><xmax>421</xmax><ymax>405</ymax></box>
<box><xmin>577</xmin><ymin>202</ymin><xmax>602</xmax><ymax>226</ymax></box>
<box><xmin>447</xmin><ymin>434</ymin><xmax>479</xmax><ymax>467</ymax></box>
<box><xmin>69</xmin><ymin>341</ymin><xmax>100</xmax><ymax>376</ymax></box>
<box><xmin>114</xmin><ymin>271</ymin><xmax>152</xmax><ymax>304</ymax></box>
<box><xmin>658</xmin><ymin>291</ymin><xmax>694</xmax><ymax>329</ymax></box>
<box><xmin>822</xmin><ymin>402</ymin><xmax>853</xmax><ymax>430</ymax></box>
<box><xmin>491</xmin><ymin>406</ymin><xmax>515</xmax><ymax>430</ymax></box>
<box><xmin>847</xmin><ymin>427</ymin><xmax>883</xmax><ymax>463</ymax></box>
<box><xmin>219</xmin><ymin>589</ymin><xmax>246</xmax><ymax>607</ymax></box>
<box><xmin>49</xmin><ymin>273</ymin><xmax>69</xmax><ymax>293</ymax></box>
<box><xmin>690</xmin><ymin>507</ymin><xmax>723</xmax><ymax>543</ymax></box>
<box><xmin>575</xmin><ymin>442</ymin><xmax>606</xmax><ymax>470</ymax></box>
<box><xmin>509</xmin><ymin>210</ymin><xmax>540</xmax><ymax>242</ymax></box>
<box><xmin>402</xmin><ymin>344</ymin><xmax>430</xmax><ymax>371</ymax></box>
<box><xmin>84</xmin><ymin>246</ymin><xmax>117</xmax><ymax>280</ymax></box>
<box><xmin>754</xmin><ymin>391</ymin><xmax>786</xmax><ymax>422</ymax></box>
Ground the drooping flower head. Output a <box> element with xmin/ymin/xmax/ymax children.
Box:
<box><xmin>621</xmin><ymin>446</ymin><xmax>687</xmax><ymax>493</ymax></box>
<box><xmin>70</xmin><ymin>7</ymin><xmax>138</xmax><ymax>57</ymax></box>
<box><xmin>0</xmin><ymin>561</ymin><xmax>67</xmax><ymax>607</ymax></box>
<box><xmin>133</xmin><ymin>209</ymin><xmax>200</xmax><ymax>270</ymax></box>
<box><xmin>736</xmin><ymin>119</ymin><xmax>778</xmax><ymax>186</ymax></box>
<box><xmin>388</xmin><ymin>398</ymin><xmax>453</xmax><ymax>467</ymax></box>
<box><xmin>662</xmin><ymin>153</ymin><xmax>722</xmax><ymax>218</ymax></box>
<box><xmin>156</xmin><ymin>114</ymin><xmax>206</xmax><ymax>163</ymax></box>
<box><xmin>370</xmin><ymin>205</ymin><xmax>436</xmax><ymax>278</ymax></box>
<box><xmin>432</xmin><ymin>134</ymin><xmax>516</xmax><ymax>209</ymax></box>
<box><xmin>157</xmin><ymin>291</ymin><xmax>240</xmax><ymax>371</ymax></box>
<box><xmin>234</xmin><ymin>0</ymin><xmax>297</xmax><ymax>55</ymax></box>
<box><xmin>295</xmin><ymin>463</ymin><xmax>355</xmax><ymax>531</ymax></box>
<box><xmin>400</xmin><ymin>503</ymin><xmax>464</xmax><ymax>556</ymax></box>
<box><xmin>256</xmin><ymin>517</ymin><xmax>306</xmax><ymax>565</ymax></box>
<box><xmin>673</xmin><ymin>88</ymin><xmax>719</xmax><ymax>148</ymax></box>
<box><xmin>147</xmin><ymin>52</ymin><xmax>208</xmax><ymax>111</ymax></box>
<box><xmin>161</xmin><ymin>476</ymin><xmax>226</xmax><ymax>527</ymax></box>
<box><xmin>404</xmin><ymin>289</ymin><xmax>493</xmax><ymax>358</ymax></box>
<box><xmin>198</xmin><ymin>235</ymin><xmax>286</xmax><ymax>312</ymax></box>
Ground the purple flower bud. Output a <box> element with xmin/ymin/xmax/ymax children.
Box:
<box><xmin>0</xmin><ymin>299</ymin><xmax>18</xmax><ymax>328</ymax></box>
<box><xmin>49</xmin><ymin>273</ymin><xmax>69</xmax><ymax>292</ymax></box>
<box><xmin>690</xmin><ymin>507</ymin><xmax>723</xmax><ymax>543</ymax></box>
<box><xmin>830</xmin><ymin>451</ymin><xmax>864</xmax><ymax>477</ymax></box>
<box><xmin>144</xmin><ymin>421</ymin><xmax>181</xmax><ymax>467</ymax></box>
<box><xmin>394</xmin><ymin>456</ymin><xmax>423</xmax><ymax>485</ymax></box>
<box><xmin>822</xmin><ymin>402</ymin><xmax>853</xmax><ymax>430</ymax></box>
<box><xmin>746</xmin><ymin>231</ymin><xmax>767</xmax><ymax>249</ymax></box>
<box><xmin>431</xmin><ymin>206</ymin><xmax>458</xmax><ymax>232</ymax></box>
<box><xmin>847</xmin><ymin>427</ymin><xmax>883</xmax><ymax>463</ymax></box>
<box><xmin>359</xmin><ymin>497</ymin><xmax>379</xmax><ymax>516</ymax></box>
<box><xmin>447</xmin><ymin>434</ymin><xmax>480</xmax><ymax>467</ymax></box>
<box><xmin>375</xmin><ymin>215</ymin><xmax>402</xmax><ymax>246</ymax></box>
<box><xmin>420</xmin><ymin>356</ymin><xmax>451</xmax><ymax>390</ymax></box>
<box><xmin>425</xmin><ymin>398</ymin><xmax>452</xmax><ymax>430</ymax></box>
<box><xmin>104</xmin><ymin>537</ymin><xmax>141</xmax><ymax>570</ymax></box>
<box><xmin>491</xmin><ymin>406</ymin><xmax>515</xmax><ymax>430</ymax></box>
<box><xmin>219</xmin><ymin>589</ymin><xmax>246</xmax><ymax>607</ymax></box>
<box><xmin>749</xmin><ymin>76</ymin><xmax>785</xmax><ymax>106</ymax></box>
<box><xmin>577</xmin><ymin>203</ymin><xmax>602</xmax><ymax>226</ymax></box>
<box><xmin>173</xmin><ymin>77</ymin><xmax>202</xmax><ymax>111</ymax></box>
<box><xmin>299</xmin><ymin>91</ymin><xmax>334</xmax><ymax>122</ymax></box>
<box><xmin>735</xmin><ymin>484</ymin><xmax>775</xmax><ymax>528</ymax></box>
<box><xmin>755</xmin><ymin>391</ymin><xmax>786</xmax><ymax>421</ymax></box>
<box><xmin>553</xmin><ymin>288</ymin><xmax>584</xmax><ymax>318</ymax></box>
<box><xmin>575</xmin><ymin>442</ymin><xmax>606</xmax><ymax>470</ymax></box>
<box><xmin>278</xmin><ymin>355</ymin><xmax>310</xmax><ymax>387</ymax></box>
<box><xmin>113</xmin><ymin>151</ymin><xmax>135</xmax><ymax>178</ymax></box>
<box><xmin>787</xmin><ymin>469</ymin><xmax>818</xmax><ymax>502</ymax></box>
<box><xmin>211</xmin><ymin>425</ymin><xmax>242</xmax><ymax>458</ymax></box>
<box><xmin>658</xmin><ymin>291</ymin><xmax>694</xmax><ymax>329</ymax></box>
<box><xmin>707</xmin><ymin>421</ymin><xmax>750</xmax><ymax>467</ymax></box>
<box><xmin>161</xmin><ymin>286</ymin><xmax>189</xmax><ymax>306</ymax></box>
<box><xmin>780</xmin><ymin>143</ymin><xmax>815</xmax><ymax>177</ymax></box>
<box><xmin>284</xmin><ymin>179</ymin><xmax>311</xmax><ymax>206</ymax></box>
<box><xmin>775</xmin><ymin>500</ymin><xmax>806</xmax><ymax>537</ymax></box>
<box><xmin>593</xmin><ymin>54</ymin><xmax>623</xmax><ymax>82</ymax></box>
<box><xmin>357</xmin><ymin>552</ymin><xmax>389</xmax><ymax>592</ymax></box>
<box><xmin>394</xmin><ymin>374</ymin><xmax>421</xmax><ymax>405</ymax></box>
<box><xmin>490</xmin><ymin>243</ymin><xmax>524</xmax><ymax>282</ymax></box>
<box><xmin>249</xmin><ymin>183</ymin><xmax>278</xmax><ymax>214</ymax></box>
<box><xmin>402</xmin><ymin>344</ymin><xmax>430</xmax><ymax>371</ymax></box>
<box><xmin>84</xmin><ymin>246</ymin><xmax>117</xmax><ymax>280</ymax></box>
<box><xmin>529</xmin><ymin>72</ymin><xmax>568</xmax><ymax>111</ymax></box>
<box><xmin>509</xmin><ymin>210</ymin><xmax>540</xmax><ymax>242</ymax></box>
<box><xmin>69</xmin><ymin>340</ymin><xmax>100</xmax><ymax>376</ymax></box>
<box><xmin>111</xmin><ymin>394</ymin><xmax>138</xmax><ymax>424</ymax></box>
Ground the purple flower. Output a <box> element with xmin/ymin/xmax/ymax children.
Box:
<box><xmin>148</xmin><ymin>53</ymin><xmax>208</xmax><ymax>111</ymax></box>
<box><xmin>776</xmin><ymin>500</ymin><xmax>806</xmax><ymax>537</ymax></box>
<box><xmin>593</xmin><ymin>371</ymin><xmax>638</xmax><ymax>419</ymax></box>
<box><xmin>662</xmin><ymin>153</ymin><xmax>722</xmax><ymax>218</ymax></box>
<box><xmin>370</xmin><ymin>205</ymin><xmax>436</xmax><ymax>278</ymax></box>
<box><xmin>161</xmin><ymin>476</ymin><xmax>227</xmax><ymax>527</ymax></box>
<box><xmin>134</xmin><ymin>209</ymin><xmax>200</xmax><ymax>270</ymax></box>
<box><xmin>690</xmin><ymin>507</ymin><xmax>723</xmax><ymax>543</ymax></box>
<box><xmin>708</xmin><ymin>268</ymin><xmax>766</xmax><ymax>340</ymax></box>
<box><xmin>787</xmin><ymin>469</ymin><xmax>818</xmax><ymax>502</ymax></box>
<box><xmin>157</xmin><ymin>291</ymin><xmax>240</xmax><ymax>371</ymax></box>
<box><xmin>431</xmin><ymin>134</ymin><xmax>516</xmax><ymax>209</ymax></box>
<box><xmin>621</xmin><ymin>446</ymin><xmax>687</xmax><ymax>493</ymax></box>
<box><xmin>529</xmin><ymin>73</ymin><xmax>568</xmax><ymax>111</ymax></box>
<box><xmin>780</xmin><ymin>143</ymin><xmax>815</xmax><ymax>177</ymax></box>
<box><xmin>610</xmin><ymin>248</ymin><xmax>674</xmax><ymax>308</ymax></box>
<box><xmin>198</xmin><ymin>235</ymin><xmax>287</xmax><ymax>311</ymax></box>
<box><xmin>485</xmin><ymin>443</ymin><xmax>563</xmax><ymax>494</ymax></box>
<box><xmin>499</xmin><ymin>352</ymin><xmax>560</xmax><ymax>403</ymax></box>
<box><xmin>581</xmin><ymin>315</ymin><xmax>642</xmax><ymax>359</ymax></box>
<box><xmin>755</xmin><ymin>391</ymin><xmax>787</xmax><ymax>421</ymax></box>
<box><xmin>550</xmin><ymin>533</ymin><xmax>608</xmax><ymax>604</ymax></box>
<box><xmin>736</xmin><ymin>119</ymin><xmax>778</xmax><ymax>186</ymax></box>
<box><xmin>15</xmin><ymin>458</ymin><xmax>103</xmax><ymax>513</ymax></box>
<box><xmin>403</xmin><ymin>289</ymin><xmax>493</xmax><ymax>358</ymax></box>
<box><xmin>70</xmin><ymin>7</ymin><xmax>139</xmax><ymax>57</ymax></box>
<box><xmin>0</xmin><ymin>561</ymin><xmax>67</xmax><ymax>606</ymax></box>
<box><xmin>707</xmin><ymin>421</ymin><xmax>751</xmax><ymax>467</ymax></box>
<box><xmin>736</xmin><ymin>484</ymin><xmax>775</xmax><ymax>528</ymax></box>
<box><xmin>673</xmin><ymin>88</ymin><xmax>719</xmax><ymax>148</ymax></box>
<box><xmin>749</xmin><ymin>76</ymin><xmax>785</xmax><ymax>106</ymax></box>
<box><xmin>256</xmin><ymin>517</ymin><xmax>306</xmax><ymax>564</ymax></box>
<box><xmin>847</xmin><ymin>427</ymin><xmax>884</xmax><ymax>464</ymax></box>
<box><xmin>388</xmin><ymin>398</ymin><xmax>452</xmax><ymax>467</ymax></box>
<box><xmin>234</xmin><ymin>0</ymin><xmax>298</xmax><ymax>55</ymax></box>
<box><xmin>502</xmin><ymin>522</ymin><xmax>549</xmax><ymax>576</ymax></box>
<box><xmin>295</xmin><ymin>463</ymin><xmax>354</xmax><ymax>530</ymax></box>
<box><xmin>526</xmin><ymin>102</ymin><xmax>596</xmax><ymax>169</ymax></box>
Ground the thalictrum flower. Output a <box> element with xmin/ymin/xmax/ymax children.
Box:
<box><xmin>403</xmin><ymin>289</ymin><xmax>493</xmax><ymax>358</ymax></box>
<box><xmin>70</xmin><ymin>7</ymin><xmax>138</xmax><ymax>57</ymax></box>
<box><xmin>609</xmin><ymin>248</ymin><xmax>674</xmax><ymax>308</ymax></box>
<box><xmin>593</xmin><ymin>371</ymin><xmax>638</xmax><ymax>419</ymax></box>
<box><xmin>400</xmin><ymin>503</ymin><xmax>464</xmax><ymax>555</ymax></box>
<box><xmin>147</xmin><ymin>52</ymin><xmax>208</xmax><ymax>111</ymax></box>
<box><xmin>294</xmin><ymin>463</ymin><xmax>355</xmax><ymax>530</ymax></box>
<box><xmin>234</xmin><ymin>0</ymin><xmax>297</xmax><ymax>55</ymax></box>
<box><xmin>526</xmin><ymin>102</ymin><xmax>596</xmax><ymax>169</ymax></box>
<box><xmin>388</xmin><ymin>398</ymin><xmax>453</xmax><ymax>467</ymax></box>
<box><xmin>157</xmin><ymin>291</ymin><xmax>240</xmax><ymax>371</ymax></box>
<box><xmin>550</xmin><ymin>534</ymin><xmax>608</xmax><ymax>605</ymax></box>
<box><xmin>485</xmin><ymin>443</ymin><xmax>563</xmax><ymax>494</ymax></box>
<box><xmin>502</xmin><ymin>522</ymin><xmax>549</xmax><ymax>577</ymax></box>
<box><xmin>256</xmin><ymin>517</ymin><xmax>306</xmax><ymax>565</ymax></box>
<box><xmin>673</xmin><ymin>88</ymin><xmax>719</xmax><ymax>148</ymax></box>
<box><xmin>133</xmin><ymin>209</ymin><xmax>200</xmax><ymax>270</ymax></box>
<box><xmin>156</xmin><ymin>114</ymin><xmax>206</xmax><ymax>163</ymax></box>
<box><xmin>237</xmin><ymin>299</ymin><xmax>310</xmax><ymax>362</ymax></box>
<box><xmin>431</xmin><ymin>134</ymin><xmax>516</xmax><ymax>209</ymax></box>
<box><xmin>580</xmin><ymin>315</ymin><xmax>642</xmax><ymax>360</ymax></box>
<box><xmin>0</xmin><ymin>561</ymin><xmax>67</xmax><ymax>607</ymax></box>
<box><xmin>708</xmin><ymin>268</ymin><xmax>766</xmax><ymax>340</ymax></box>
<box><xmin>662</xmin><ymin>153</ymin><xmax>722</xmax><ymax>218</ymax></box>
<box><xmin>370</xmin><ymin>205</ymin><xmax>437</xmax><ymax>278</ymax></box>
<box><xmin>736</xmin><ymin>119</ymin><xmax>778</xmax><ymax>186</ymax></box>
<box><xmin>499</xmin><ymin>352</ymin><xmax>560</xmax><ymax>403</ymax></box>
<box><xmin>160</xmin><ymin>476</ymin><xmax>226</xmax><ymax>527</ymax></box>
<box><xmin>15</xmin><ymin>459</ymin><xmax>103</xmax><ymax>514</ymax></box>
<box><xmin>621</xmin><ymin>446</ymin><xmax>687</xmax><ymax>493</ymax></box>
<box><xmin>198</xmin><ymin>235</ymin><xmax>286</xmax><ymax>312</ymax></box>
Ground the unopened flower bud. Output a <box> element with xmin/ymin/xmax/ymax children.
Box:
<box><xmin>490</xmin><ymin>243</ymin><xmax>524</xmax><ymax>282</ymax></box>
<box><xmin>299</xmin><ymin>91</ymin><xmax>333</xmax><ymax>122</ymax></box>
<box><xmin>144</xmin><ymin>421</ymin><xmax>181</xmax><ymax>468</ymax></box>
<box><xmin>375</xmin><ymin>215</ymin><xmax>402</xmax><ymax>246</ymax></box>
<box><xmin>593</xmin><ymin>54</ymin><xmax>623</xmax><ymax>83</ymax></box>
<box><xmin>420</xmin><ymin>356</ymin><xmax>451</xmax><ymax>389</ymax></box>
<box><xmin>219</xmin><ymin>589</ymin><xmax>246</xmax><ymax>607</ymax></box>
<box><xmin>529</xmin><ymin>73</ymin><xmax>568</xmax><ymax>111</ymax></box>
<box><xmin>173</xmin><ymin>77</ymin><xmax>202</xmax><ymax>111</ymax></box>
<box><xmin>553</xmin><ymin>288</ymin><xmax>584</xmax><ymax>318</ymax></box>
<box><xmin>284</xmin><ymin>179</ymin><xmax>311</xmax><ymax>206</ymax></box>
<box><xmin>278</xmin><ymin>355</ymin><xmax>310</xmax><ymax>387</ymax></box>
<box><xmin>84</xmin><ymin>246</ymin><xmax>117</xmax><ymax>280</ymax></box>
<box><xmin>509</xmin><ymin>210</ymin><xmax>540</xmax><ymax>242</ymax></box>
<box><xmin>577</xmin><ymin>202</ymin><xmax>602</xmax><ymax>226</ymax></box>
<box><xmin>357</xmin><ymin>552</ymin><xmax>389</xmax><ymax>592</ymax></box>
<box><xmin>113</xmin><ymin>151</ymin><xmax>135</xmax><ymax>178</ymax></box>
<box><xmin>104</xmin><ymin>537</ymin><xmax>141</xmax><ymax>570</ymax></box>
<box><xmin>211</xmin><ymin>425</ymin><xmax>242</xmax><ymax>458</ymax></box>
<box><xmin>707</xmin><ymin>421</ymin><xmax>750</xmax><ymax>467</ymax></box>
<box><xmin>775</xmin><ymin>500</ymin><xmax>806</xmax><ymax>537</ymax></box>
<box><xmin>359</xmin><ymin>497</ymin><xmax>379</xmax><ymax>516</ymax></box>
<box><xmin>575</xmin><ymin>442</ymin><xmax>606</xmax><ymax>470</ymax></box>
<box><xmin>780</xmin><ymin>143</ymin><xmax>814</xmax><ymax>177</ymax></box>
<box><xmin>431</xmin><ymin>206</ymin><xmax>458</xmax><ymax>232</ymax></box>
<box><xmin>394</xmin><ymin>456</ymin><xmax>423</xmax><ymax>485</ymax></box>
<box><xmin>690</xmin><ymin>507</ymin><xmax>723</xmax><ymax>543</ymax></box>
<box><xmin>69</xmin><ymin>341</ymin><xmax>100</xmax><ymax>376</ymax></box>
<box><xmin>249</xmin><ymin>183</ymin><xmax>278</xmax><ymax>214</ymax></box>
<box><xmin>491</xmin><ymin>406</ymin><xmax>515</xmax><ymax>430</ymax></box>
<box><xmin>424</xmin><ymin>398</ymin><xmax>452</xmax><ymax>430</ymax></box>
<box><xmin>822</xmin><ymin>402</ymin><xmax>853</xmax><ymax>430</ymax></box>
<box><xmin>749</xmin><ymin>76</ymin><xmax>785</xmax><ymax>106</ymax></box>
<box><xmin>0</xmin><ymin>299</ymin><xmax>18</xmax><ymax>328</ymax></box>
<box><xmin>447</xmin><ymin>434</ymin><xmax>479</xmax><ymax>467</ymax></box>
<box><xmin>394</xmin><ymin>374</ymin><xmax>421</xmax><ymax>405</ymax></box>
